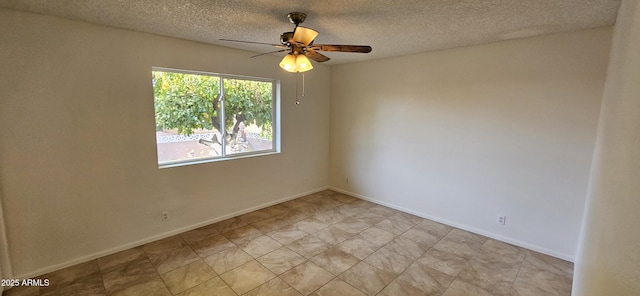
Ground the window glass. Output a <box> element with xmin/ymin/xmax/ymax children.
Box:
<box><xmin>152</xmin><ymin>69</ymin><xmax>277</xmax><ymax>167</ymax></box>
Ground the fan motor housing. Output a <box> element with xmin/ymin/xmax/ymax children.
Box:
<box><xmin>280</xmin><ymin>32</ymin><xmax>294</xmax><ymax>45</ymax></box>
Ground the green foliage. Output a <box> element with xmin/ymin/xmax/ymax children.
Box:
<box><xmin>152</xmin><ymin>71</ymin><xmax>273</xmax><ymax>138</ymax></box>
<box><xmin>222</xmin><ymin>78</ymin><xmax>273</xmax><ymax>132</ymax></box>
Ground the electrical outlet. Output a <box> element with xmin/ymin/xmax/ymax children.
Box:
<box><xmin>162</xmin><ymin>211</ymin><xmax>169</xmax><ymax>222</ymax></box>
<box><xmin>497</xmin><ymin>215</ymin><xmax>506</xmax><ymax>225</ymax></box>
<box><xmin>346</xmin><ymin>177</ymin><xmax>350</xmax><ymax>184</ymax></box>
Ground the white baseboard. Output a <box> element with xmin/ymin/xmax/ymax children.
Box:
<box><xmin>329</xmin><ymin>186</ymin><xmax>574</xmax><ymax>262</ymax></box>
<box><xmin>15</xmin><ymin>186</ymin><xmax>329</xmax><ymax>279</ymax></box>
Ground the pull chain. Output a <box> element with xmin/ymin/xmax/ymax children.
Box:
<box><xmin>295</xmin><ymin>72</ymin><xmax>305</xmax><ymax>105</ymax></box>
<box><xmin>295</xmin><ymin>74</ymin><xmax>299</xmax><ymax>105</ymax></box>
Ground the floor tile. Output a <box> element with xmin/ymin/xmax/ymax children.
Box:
<box><xmin>257</xmin><ymin>247</ymin><xmax>306</xmax><ymax>274</ymax></box>
<box><xmin>282</xmin><ymin>199</ymin><xmax>313</xmax><ymax>209</ymax></box>
<box><xmin>251</xmin><ymin>216</ymin><xmax>288</xmax><ymax>233</ymax></box>
<box><xmin>314</xmin><ymin>198</ymin><xmax>343</xmax><ymax>211</ymax></box>
<box><xmin>180</xmin><ymin>224</ymin><xmax>220</xmax><ymax>244</ymax></box>
<box><xmin>334</xmin><ymin>204</ymin><xmax>367</xmax><ymax>217</ymax></box>
<box><xmin>41</xmin><ymin>260</ymin><xmax>100</xmax><ymax>290</ymax></box>
<box><xmin>40</xmin><ymin>272</ymin><xmax>105</xmax><ymax>296</ymax></box>
<box><xmin>237</xmin><ymin>235</ymin><xmax>282</xmax><ymax>258</ymax></box>
<box><xmin>510</xmin><ymin>264</ymin><xmax>573</xmax><ymax>296</ymax></box>
<box><xmin>276</xmin><ymin>210</ymin><xmax>309</xmax><ymax>224</ymax></box>
<box><xmin>311</xmin><ymin>226</ymin><xmax>353</xmax><ymax>245</ymax></box>
<box><xmin>309</xmin><ymin>279</ymin><xmax>366</xmax><ymax>296</ymax></box>
<box><xmin>101</xmin><ymin>256</ymin><xmax>157</xmax><ymax>294</ymax></box>
<box><xmin>267</xmin><ymin>228</ymin><xmax>309</xmax><ymax>245</ymax></box>
<box><xmin>339</xmin><ymin>261</ymin><xmax>395</xmax><ymax>296</ymax></box>
<box><xmin>297</xmin><ymin>195</ymin><xmax>321</xmax><ymax>205</ymax></box>
<box><xmin>358</xmin><ymin>227</ymin><xmax>395</xmax><ymax>248</ymax></box>
<box><xmin>4</xmin><ymin>286</ymin><xmax>40</xmax><ymax>296</ymax></box>
<box><xmin>351</xmin><ymin>212</ymin><xmax>387</xmax><ymax>225</ymax></box>
<box><xmin>259</xmin><ymin>204</ymin><xmax>291</xmax><ymax>217</ymax></box>
<box><xmin>384</xmin><ymin>236</ymin><xmax>428</xmax><ymax>260</ymax></box>
<box><xmin>219</xmin><ymin>260</ymin><xmax>276</xmax><ymax>295</ymax></box>
<box><xmin>378</xmin><ymin>279</ymin><xmax>430</xmax><ymax>296</ymax></box>
<box><xmin>380</xmin><ymin>261</ymin><xmax>454</xmax><ymax>296</ymax></box>
<box><xmin>287</xmin><ymin>235</ymin><xmax>331</xmax><ymax>258</ymax></box>
<box><xmin>332</xmin><ymin>218</ymin><xmax>371</xmax><ymax>235</ymax></box>
<box><xmin>237</xmin><ymin>210</ymin><xmax>271</xmax><ymax>225</ymax></box>
<box><xmin>148</xmin><ymin>245</ymin><xmax>200</xmax><ymax>274</ymax></box>
<box><xmin>348</xmin><ymin>199</ymin><xmax>376</xmax><ymax>209</ymax></box>
<box><xmin>413</xmin><ymin>219</ymin><xmax>453</xmax><ymax>239</ymax></box>
<box><xmin>432</xmin><ymin>229</ymin><xmax>487</xmax><ymax>259</ymax></box>
<box><xmin>280</xmin><ymin>261</ymin><xmax>335</xmax><ymax>295</ymax></box>
<box><xmin>244</xmin><ymin>277</ymin><xmax>302</xmax><ymax>296</ymax></box>
<box><xmin>482</xmin><ymin>239</ymin><xmax>528</xmax><ymax>259</ymax></box>
<box><xmin>387</xmin><ymin>212</ymin><xmax>423</xmax><ymax>226</ymax></box>
<box><xmin>160</xmin><ymin>260</ymin><xmax>215</xmax><ymax>294</ymax></box>
<box><xmin>335</xmin><ymin>236</ymin><xmax>379</xmax><ymax>260</ymax></box>
<box><xmin>313</xmin><ymin>209</ymin><xmax>348</xmax><ymax>224</ymax></box>
<box><xmin>522</xmin><ymin>251</ymin><xmax>574</xmax><ymax>277</ymax></box>
<box><xmin>96</xmin><ymin>247</ymin><xmax>146</xmax><ymax>272</ymax></box>
<box><xmin>203</xmin><ymin>246</ymin><xmax>253</xmax><ymax>274</ymax></box>
<box><xmin>375</xmin><ymin>218</ymin><xmax>413</xmax><ymax>235</ymax></box>
<box><xmin>400</xmin><ymin>226</ymin><xmax>443</xmax><ymax>249</ymax></box>
<box><xmin>142</xmin><ymin>235</ymin><xmax>186</xmax><ymax>256</ymax></box>
<box><xmin>332</xmin><ymin>194</ymin><xmax>359</xmax><ymax>204</ymax></box>
<box><xmin>475</xmin><ymin>239</ymin><xmax>527</xmax><ymax>266</ymax></box>
<box><xmin>368</xmin><ymin>205</ymin><xmax>399</xmax><ymax>217</ymax></box>
<box><xmin>189</xmin><ymin>234</ymin><xmax>235</xmax><ymax>257</ymax></box>
<box><xmin>294</xmin><ymin>217</ymin><xmax>330</xmax><ymax>234</ymax></box>
<box><xmin>310</xmin><ymin>247</ymin><xmax>360</xmax><ymax>275</ymax></box>
<box><xmin>293</xmin><ymin>204</ymin><xmax>322</xmax><ymax>217</ymax></box>
<box><xmin>108</xmin><ymin>276</ymin><xmax>171</xmax><ymax>296</ymax></box>
<box><xmin>442</xmin><ymin>279</ymin><xmax>495</xmax><ymax>296</ymax></box>
<box><xmin>419</xmin><ymin>249</ymin><xmax>469</xmax><ymax>276</ymax></box>
<box><xmin>364</xmin><ymin>245</ymin><xmax>414</xmax><ymax>274</ymax></box>
<box><xmin>175</xmin><ymin>277</ymin><xmax>236</xmax><ymax>296</ymax></box>
<box><xmin>457</xmin><ymin>260</ymin><xmax>519</xmax><ymax>295</ymax></box>
<box><xmin>223</xmin><ymin>225</ymin><xmax>263</xmax><ymax>245</ymax></box>
<box><xmin>213</xmin><ymin>217</ymin><xmax>248</xmax><ymax>233</ymax></box>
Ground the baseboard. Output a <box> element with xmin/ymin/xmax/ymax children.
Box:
<box><xmin>329</xmin><ymin>186</ymin><xmax>574</xmax><ymax>262</ymax></box>
<box><xmin>15</xmin><ymin>186</ymin><xmax>329</xmax><ymax>279</ymax></box>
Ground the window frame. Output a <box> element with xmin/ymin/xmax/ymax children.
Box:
<box><xmin>152</xmin><ymin>67</ymin><xmax>281</xmax><ymax>168</ymax></box>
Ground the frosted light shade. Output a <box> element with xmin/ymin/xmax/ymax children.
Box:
<box><xmin>279</xmin><ymin>53</ymin><xmax>314</xmax><ymax>73</ymax></box>
<box><xmin>295</xmin><ymin>54</ymin><xmax>313</xmax><ymax>72</ymax></box>
<box><xmin>279</xmin><ymin>54</ymin><xmax>297</xmax><ymax>72</ymax></box>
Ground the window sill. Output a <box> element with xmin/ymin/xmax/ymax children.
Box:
<box><xmin>158</xmin><ymin>150</ymin><xmax>280</xmax><ymax>169</ymax></box>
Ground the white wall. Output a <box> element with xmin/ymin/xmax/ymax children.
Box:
<box><xmin>0</xmin><ymin>8</ymin><xmax>330</xmax><ymax>277</ymax></box>
<box><xmin>573</xmin><ymin>0</ymin><xmax>640</xmax><ymax>294</ymax></box>
<box><xmin>330</xmin><ymin>28</ymin><xmax>612</xmax><ymax>260</ymax></box>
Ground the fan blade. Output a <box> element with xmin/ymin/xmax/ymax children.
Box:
<box><xmin>292</xmin><ymin>26</ymin><xmax>319</xmax><ymax>46</ymax></box>
<box><xmin>305</xmin><ymin>49</ymin><xmax>330</xmax><ymax>63</ymax></box>
<box><xmin>311</xmin><ymin>44</ymin><xmax>372</xmax><ymax>53</ymax></box>
<box><xmin>250</xmin><ymin>49</ymin><xmax>287</xmax><ymax>58</ymax></box>
<box><xmin>219</xmin><ymin>38</ymin><xmax>287</xmax><ymax>48</ymax></box>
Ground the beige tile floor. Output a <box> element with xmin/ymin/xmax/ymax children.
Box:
<box><xmin>5</xmin><ymin>190</ymin><xmax>574</xmax><ymax>296</ymax></box>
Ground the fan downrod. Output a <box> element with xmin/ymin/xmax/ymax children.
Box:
<box><xmin>287</xmin><ymin>12</ymin><xmax>306</xmax><ymax>26</ymax></box>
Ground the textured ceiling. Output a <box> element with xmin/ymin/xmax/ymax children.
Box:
<box><xmin>0</xmin><ymin>0</ymin><xmax>621</xmax><ymax>65</ymax></box>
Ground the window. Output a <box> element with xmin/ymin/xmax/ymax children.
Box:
<box><xmin>152</xmin><ymin>68</ymin><xmax>279</xmax><ymax>167</ymax></box>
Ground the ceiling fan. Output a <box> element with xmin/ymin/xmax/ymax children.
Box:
<box><xmin>220</xmin><ymin>12</ymin><xmax>372</xmax><ymax>73</ymax></box>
